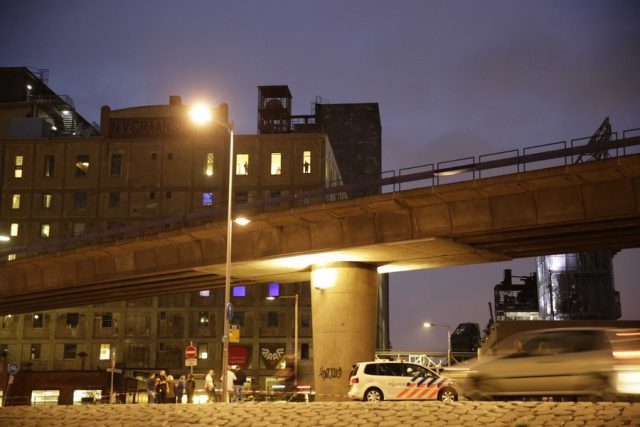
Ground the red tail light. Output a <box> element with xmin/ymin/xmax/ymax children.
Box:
<box><xmin>350</xmin><ymin>377</ymin><xmax>359</xmax><ymax>384</ymax></box>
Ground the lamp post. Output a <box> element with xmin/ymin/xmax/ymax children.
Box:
<box><xmin>268</xmin><ymin>294</ymin><xmax>299</xmax><ymax>390</ymax></box>
<box><xmin>189</xmin><ymin>103</ymin><xmax>242</xmax><ymax>403</ymax></box>
<box><xmin>423</xmin><ymin>322</ymin><xmax>452</xmax><ymax>367</ymax></box>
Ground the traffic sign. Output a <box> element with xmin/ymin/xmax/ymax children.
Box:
<box><xmin>185</xmin><ymin>344</ymin><xmax>197</xmax><ymax>359</ymax></box>
<box><xmin>7</xmin><ymin>362</ymin><xmax>19</xmax><ymax>376</ymax></box>
<box><xmin>229</xmin><ymin>325</ymin><xmax>240</xmax><ymax>343</ymax></box>
<box><xmin>185</xmin><ymin>358</ymin><xmax>197</xmax><ymax>367</ymax></box>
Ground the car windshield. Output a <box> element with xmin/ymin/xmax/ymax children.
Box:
<box><xmin>501</xmin><ymin>329</ymin><xmax>611</xmax><ymax>358</ymax></box>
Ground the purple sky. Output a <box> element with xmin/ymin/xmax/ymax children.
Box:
<box><xmin>2</xmin><ymin>1</ymin><xmax>639</xmax><ymax>350</ymax></box>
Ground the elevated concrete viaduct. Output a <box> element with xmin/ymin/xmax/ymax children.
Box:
<box><xmin>2</xmin><ymin>152</ymin><xmax>640</xmax><ymax>399</ymax></box>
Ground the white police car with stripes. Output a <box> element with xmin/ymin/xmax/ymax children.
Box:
<box><xmin>348</xmin><ymin>360</ymin><xmax>458</xmax><ymax>402</ymax></box>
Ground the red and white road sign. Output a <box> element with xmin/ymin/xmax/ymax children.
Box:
<box><xmin>185</xmin><ymin>345</ymin><xmax>197</xmax><ymax>359</ymax></box>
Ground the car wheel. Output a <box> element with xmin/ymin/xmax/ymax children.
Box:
<box><xmin>364</xmin><ymin>388</ymin><xmax>383</xmax><ymax>402</ymax></box>
<box><xmin>438</xmin><ymin>387</ymin><xmax>458</xmax><ymax>402</ymax></box>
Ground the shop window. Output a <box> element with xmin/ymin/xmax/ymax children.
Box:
<box><xmin>99</xmin><ymin>343</ymin><xmax>111</xmax><ymax>360</ymax></box>
<box><xmin>11</xmin><ymin>194</ymin><xmax>20</xmax><ymax>209</ymax></box>
<box><xmin>42</xmin><ymin>194</ymin><xmax>52</xmax><ymax>208</ymax></box>
<box><xmin>101</xmin><ymin>313</ymin><xmax>113</xmax><ymax>328</ymax></box>
<box><xmin>10</xmin><ymin>223</ymin><xmax>19</xmax><ymax>237</ymax></box>
<box><xmin>110</xmin><ymin>154</ymin><xmax>122</xmax><ymax>176</ymax></box>
<box><xmin>303</xmin><ymin>151</ymin><xmax>311</xmax><ymax>173</ymax></box>
<box><xmin>66</xmin><ymin>313</ymin><xmax>79</xmax><ymax>328</ymax></box>
<box><xmin>40</xmin><ymin>224</ymin><xmax>50</xmax><ymax>238</ymax></box>
<box><xmin>271</xmin><ymin>153</ymin><xmax>282</xmax><ymax>175</ymax></box>
<box><xmin>30</xmin><ymin>344</ymin><xmax>41</xmax><ymax>360</ymax></box>
<box><xmin>63</xmin><ymin>344</ymin><xmax>77</xmax><ymax>359</ymax></box>
<box><xmin>236</xmin><ymin>154</ymin><xmax>249</xmax><ymax>175</ymax></box>
<box><xmin>109</xmin><ymin>192</ymin><xmax>120</xmax><ymax>208</ymax></box>
<box><xmin>76</xmin><ymin>154</ymin><xmax>90</xmax><ymax>176</ymax></box>
<box><xmin>202</xmin><ymin>192</ymin><xmax>213</xmax><ymax>206</ymax></box>
<box><xmin>32</xmin><ymin>313</ymin><xmax>44</xmax><ymax>328</ymax></box>
<box><xmin>44</xmin><ymin>155</ymin><xmax>55</xmax><ymax>178</ymax></box>
<box><xmin>205</xmin><ymin>153</ymin><xmax>214</xmax><ymax>176</ymax></box>
<box><xmin>31</xmin><ymin>390</ymin><xmax>60</xmax><ymax>406</ymax></box>
<box><xmin>14</xmin><ymin>155</ymin><xmax>23</xmax><ymax>178</ymax></box>
<box><xmin>198</xmin><ymin>343</ymin><xmax>208</xmax><ymax>359</ymax></box>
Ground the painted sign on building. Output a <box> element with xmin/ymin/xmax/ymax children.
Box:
<box><xmin>259</xmin><ymin>344</ymin><xmax>285</xmax><ymax>369</ymax></box>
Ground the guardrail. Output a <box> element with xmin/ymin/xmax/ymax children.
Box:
<box><xmin>2</xmin><ymin>129</ymin><xmax>639</xmax><ymax>261</ymax></box>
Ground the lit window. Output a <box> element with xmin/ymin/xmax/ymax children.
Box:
<box><xmin>31</xmin><ymin>390</ymin><xmax>60</xmax><ymax>406</ymax></box>
<box><xmin>72</xmin><ymin>223</ymin><xmax>86</xmax><ymax>237</ymax></box>
<box><xmin>14</xmin><ymin>155</ymin><xmax>23</xmax><ymax>178</ymax></box>
<box><xmin>199</xmin><ymin>290</ymin><xmax>210</xmax><ymax>297</ymax></box>
<box><xmin>198</xmin><ymin>311</ymin><xmax>209</xmax><ymax>326</ymax></box>
<box><xmin>63</xmin><ymin>343</ymin><xmax>77</xmax><ymax>359</ymax></box>
<box><xmin>99</xmin><ymin>344</ymin><xmax>111</xmax><ymax>360</ymax></box>
<box><xmin>76</xmin><ymin>154</ymin><xmax>90</xmax><ymax>176</ymax></box>
<box><xmin>202</xmin><ymin>192</ymin><xmax>213</xmax><ymax>206</ymax></box>
<box><xmin>205</xmin><ymin>153</ymin><xmax>214</xmax><ymax>176</ymax></box>
<box><xmin>42</xmin><ymin>194</ymin><xmax>52</xmax><ymax>208</ymax></box>
<box><xmin>1</xmin><ymin>315</ymin><xmax>13</xmax><ymax>329</ymax></box>
<box><xmin>232</xmin><ymin>286</ymin><xmax>246</xmax><ymax>297</ymax></box>
<box><xmin>30</xmin><ymin>344</ymin><xmax>42</xmax><ymax>360</ymax></box>
<box><xmin>198</xmin><ymin>343</ymin><xmax>208</xmax><ymax>360</ymax></box>
<box><xmin>271</xmin><ymin>153</ymin><xmax>282</xmax><ymax>175</ymax></box>
<box><xmin>303</xmin><ymin>151</ymin><xmax>311</xmax><ymax>173</ymax></box>
<box><xmin>10</xmin><ymin>223</ymin><xmax>19</xmax><ymax>237</ymax></box>
<box><xmin>12</xmin><ymin>194</ymin><xmax>21</xmax><ymax>209</ymax></box>
<box><xmin>44</xmin><ymin>155</ymin><xmax>55</xmax><ymax>178</ymax></box>
<box><xmin>7</xmin><ymin>254</ymin><xmax>16</xmax><ymax>261</ymax></box>
<box><xmin>41</xmin><ymin>224</ymin><xmax>50</xmax><ymax>238</ymax></box>
<box><xmin>32</xmin><ymin>313</ymin><xmax>44</xmax><ymax>328</ymax></box>
<box><xmin>268</xmin><ymin>282</ymin><xmax>280</xmax><ymax>298</ymax></box>
<box><xmin>66</xmin><ymin>313</ymin><xmax>79</xmax><ymax>328</ymax></box>
<box><xmin>110</xmin><ymin>154</ymin><xmax>122</xmax><ymax>176</ymax></box>
<box><xmin>236</xmin><ymin>154</ymin><xmax>249</xmax><ymax>175</ymax></box>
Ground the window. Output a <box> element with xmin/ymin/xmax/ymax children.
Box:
<box><xmin>7</xmin><ymin>254</ymin><xmax>16</xmax><ymax>261</ymax></box>
<box><xmin>198</xmin><ymin>343</ymin><xmax>208</xmax><ymax>359</ymax></box>
<box><xmin>151</xmin><ymin>152</ymin><xmax>157</xmax><ymax>160</ymax></box>
<box><xmin>31</xmin><ymin>390</ymin><xmax>60</xmax><ymax>406</ymax></box>
<box><xmin>199</xmin><ymin>290</ymin><xmax>210</xmax><ymax>297</ymax></box>
<box><xmin>202</xmin><ymin>192</ymin><xmax>213</xmax><ymax>206</ymax></box>
<box><xmin>73</xmin><ymin>192</ymin><xmax>87</xmax><ymax>209</ymax></box>
<box><xmin>32</xmin><ymin>313</ymin><xmax>44</xmax><ymax>328</ymax></box>
<box><xmin>232</xmin><ymin>286</ymin><xmax>246</xmax><ymax>297</ymax></box>
<box><xmin>66</xmin><ymin>313</ymin><xmax>79</xmax><ymax>328</ymax></box>
<box><xmin>42</xmin><ymin>194</ymin><xmax>52</xmax><ymax>208</ymax></box>
<box><xmin>198</xmin><ymin>311</ymin><xmax>209</xmax><ymax>326</ymax></box>
<box><xmin>301</xmin><ymin>314</ymin><xmax>310</xmax><ymax>328</ymax></box>
<box><xmin>40</xmin><ymin>224</ymin><xmax>50</xmax><ymax>238</ymax></box>
<box><xmin>235</xmin><ymin>191</ymin><xmax>248</xmax><ymax>204</ymax></box>
<box><xmin>268</xmin><ymin>282</ymin><xmax>280</xmax><ymax>298</ymax></box>
<box><xmin>303</xmin><ymin>151</ymin><xmax>311</xmax><ymax>173</ymax></box>
<box><xmin>267</xmin><ymin>311</ymin><xmax>278</xmax><ymax>327</ymax></box>
<box><xmin>12</xmin><ymin>194</ymin><xmax>21</xmax><ymax>209</ymax></box>
<box><xmin>271</xmin><ymin>153</ymin><xmax>282</xmax><ymax>175</ymax></box>
<box><xmin>165</xmin><ymin>192</ymin><xmax>172</xmax><ymax>200</ymax></box>
<box><xmin>10</xmin><ymin>223</ymin><xmax>19</xmax><ymax>237</ymax></box>
<box><xmin>63</xmin><ymin>344</ymin><xmax>77</xmax><ymax>359</ymax></box>
<box><xmin>44</xmin><ymin>155</ymin><xmax>55</xmax><ymax>178</ymax></box>
<box><xmin>110</xmin><ymin>154</ymin><xmax>122</xmax><ymax>176</ymax></box>
<box><xmin>14</xmin><ymin>155</ymin><xmax>23</xmax><ymax>178</ymax></box>
<box><xmin>101</xmin><ymin>313</ymin><xmax>113</xmax><ymax>328</ymax></box>
<box><xmin>30</xmin><ymin>344</ymin><xmax>41</xmax><ymax>360</ymax></box>
<box><xmin>1</xmin><ymin>315</ymin><xmax>13</xmax><ymax>329</ymax></box>
<box><xmin>205</xmin><ymin>153</ymin><xmax>214</xmax><ymax>176</ymax></box>
<box><xmin>72</xmin><ymin>223</ymin><xmax>86</xmax><ymax>237</ymax></box>
<box><xmin>236</xmin><ymin>154</ymin><xmax>249</xmax><ymax>175</ymax></box>
<box><xmin>301</xmin><ymin>343</ymin><xmax>310</xmax><ymax>360</ymax></box>
<box><xmin>167</xmin><ymin>153</ymin><xmax>174</xmax><ymax>160</ymax></box>
<box><xmin>99</xmin><ymin>344</ymin><xmax>111</xmax><ymax>360</ymax></box>
<box><xmin>234</xmin><ymin>311</ymin><xmax>245</xmax><ymax>327</ymax></box>
<box><xmin>76</xmin><ymin>154</ymin><xmax>90</xmax><ymax>176</ymax></box>
<box><xmin>109</xmin><ymin>192</ymin><xmax>120</xmax><ymax>208</ymax></box>
<box><xmin>149</xmin><ymin>191</ymin><xmax>156</xmax><ymax>200</ymax></box>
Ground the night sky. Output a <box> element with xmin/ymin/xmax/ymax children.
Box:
<box><xmin>2</xmin><ymin>1</ymin><xmax>639</xmax><ymax>350</ymax></box>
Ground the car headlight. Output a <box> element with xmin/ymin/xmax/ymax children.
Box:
<box><xmin>614</xmin><ymin>367</ymin><xmax>640</xmax><ymax>394</ymax></box>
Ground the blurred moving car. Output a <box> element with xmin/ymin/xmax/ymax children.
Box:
<box><xmin>464</xmin><ymin>327</ymin><xmax>640</xmax><ymax>401</ymax></box>
<box><xmin>348</xmin><ymin>360</ymin><xmax>458</xmax><ymax>402</ymax></box>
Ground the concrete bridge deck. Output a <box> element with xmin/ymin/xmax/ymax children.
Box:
<box><xmin>1</xmin><ymin>401</ymin><xmax>639</xmax><ymax>426</ymax></box>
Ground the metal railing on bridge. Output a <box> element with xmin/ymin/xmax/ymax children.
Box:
<box><xmin>374</xmin><ymin>350</ymin><xmax>478</xmax><ymax>372</ymax></box>
<box><xmin>2</xmin><ymin>126</ymin><xmax>639</xmax><ymax>261</ymax></box>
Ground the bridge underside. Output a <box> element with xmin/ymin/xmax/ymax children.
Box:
<box><xmin>1</xmin><ymin>154</ymin><xmax>639</xmax><ymax>314</ymax></box>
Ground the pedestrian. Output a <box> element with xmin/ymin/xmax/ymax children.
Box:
<box><xmin>156</xmin><ymin>370</ymin><xmax>167</xmax><ymax>404</ymax></box>
<box><xmin>176</xmin><ymin>375</ymin><xmax>186</xmax><ymax>404</ymax></box>
<box><xmin>146</xmin><ymin>372</ymin><xmax>156</xmax><ymax>404</ymax></box>
<box><xmin>166</xmin><ymin>374</ymin><xmax>176</xmax><ymax>403</ymax></box>
<box><xmin>222</xmin><ymin>367</ymin><xmax>236</xmax><ymax>402</ymax></box>
<box><xmin>233</xmin><ymin>366</ymin><xmax>246</xmax><ymax>402</ymax></box>
<box><xmin>205</xmin><ymin>369</ymin><xmax>216</xmax><ymax>403</ymax></box>
<box><xmin>186</xmin><ymin>373</ymin><xmax>196</xmax><ymax>404</ymax></box>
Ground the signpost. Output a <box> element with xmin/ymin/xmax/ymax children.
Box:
<box><xmin>185</xmin><ymin>342</ymin><xmax>197</xmax><ymax>374</ymax></box>
<box><xmin>3</xmin><ymin>362</ymin><xmax>20</xmax><ymax>406</ymax></box>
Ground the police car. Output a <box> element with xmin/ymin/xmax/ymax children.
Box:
<box><xmin>348</xmin><ymin>360</ymin><xmax>458</xmax><ymax>402</ymax></box>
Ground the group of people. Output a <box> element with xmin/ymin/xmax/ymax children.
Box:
<box><xmin>146</xmin><ymin>370</ymin><xmax>197</xmax><ymax>404</ymax></box>
<box><xmin>205</xmin><ymin>366</ymin><xmax>247</xmax><ymax>403</ymax></box>
<box><xmin>147</xmin><ymin>366</ymin><xmax>246</xmax><ymax>404</ymax></box>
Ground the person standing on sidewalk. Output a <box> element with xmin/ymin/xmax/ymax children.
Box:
<box><xmin>233</xmin><ymin>366</ymin><xmax>246</xmax><ymax>402</ymax></box>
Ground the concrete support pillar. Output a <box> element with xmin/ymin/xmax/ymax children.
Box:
<box><xmin>310</xmin><ymin>262</ymin><xmax>378</xmax><ymax>401</ymax></box>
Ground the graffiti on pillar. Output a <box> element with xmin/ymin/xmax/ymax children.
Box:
<box><xmin>319</xmin><ymin>366</ymin><xmax>342</xmax><ymax>381</ymax></box>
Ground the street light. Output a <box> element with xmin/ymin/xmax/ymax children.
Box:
<box><xmin>266</xmin><ymin>294</ymin><xmax>299</xmax><ymax>390</ymax></box>
<box><xmin>423</xmin><ymin>322</ymin><xmax>452</xmax><ymax>367</ymax></box>
<box><xmin>190</xmin><ymin>103</ymin><xmax>248</xmax><ymax>402</ymax></box>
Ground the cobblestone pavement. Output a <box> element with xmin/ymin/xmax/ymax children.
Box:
<box><xmin>0</xmin><ymin>401</ymin><xmax>639</xmax><ymax>427</ymax></box>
